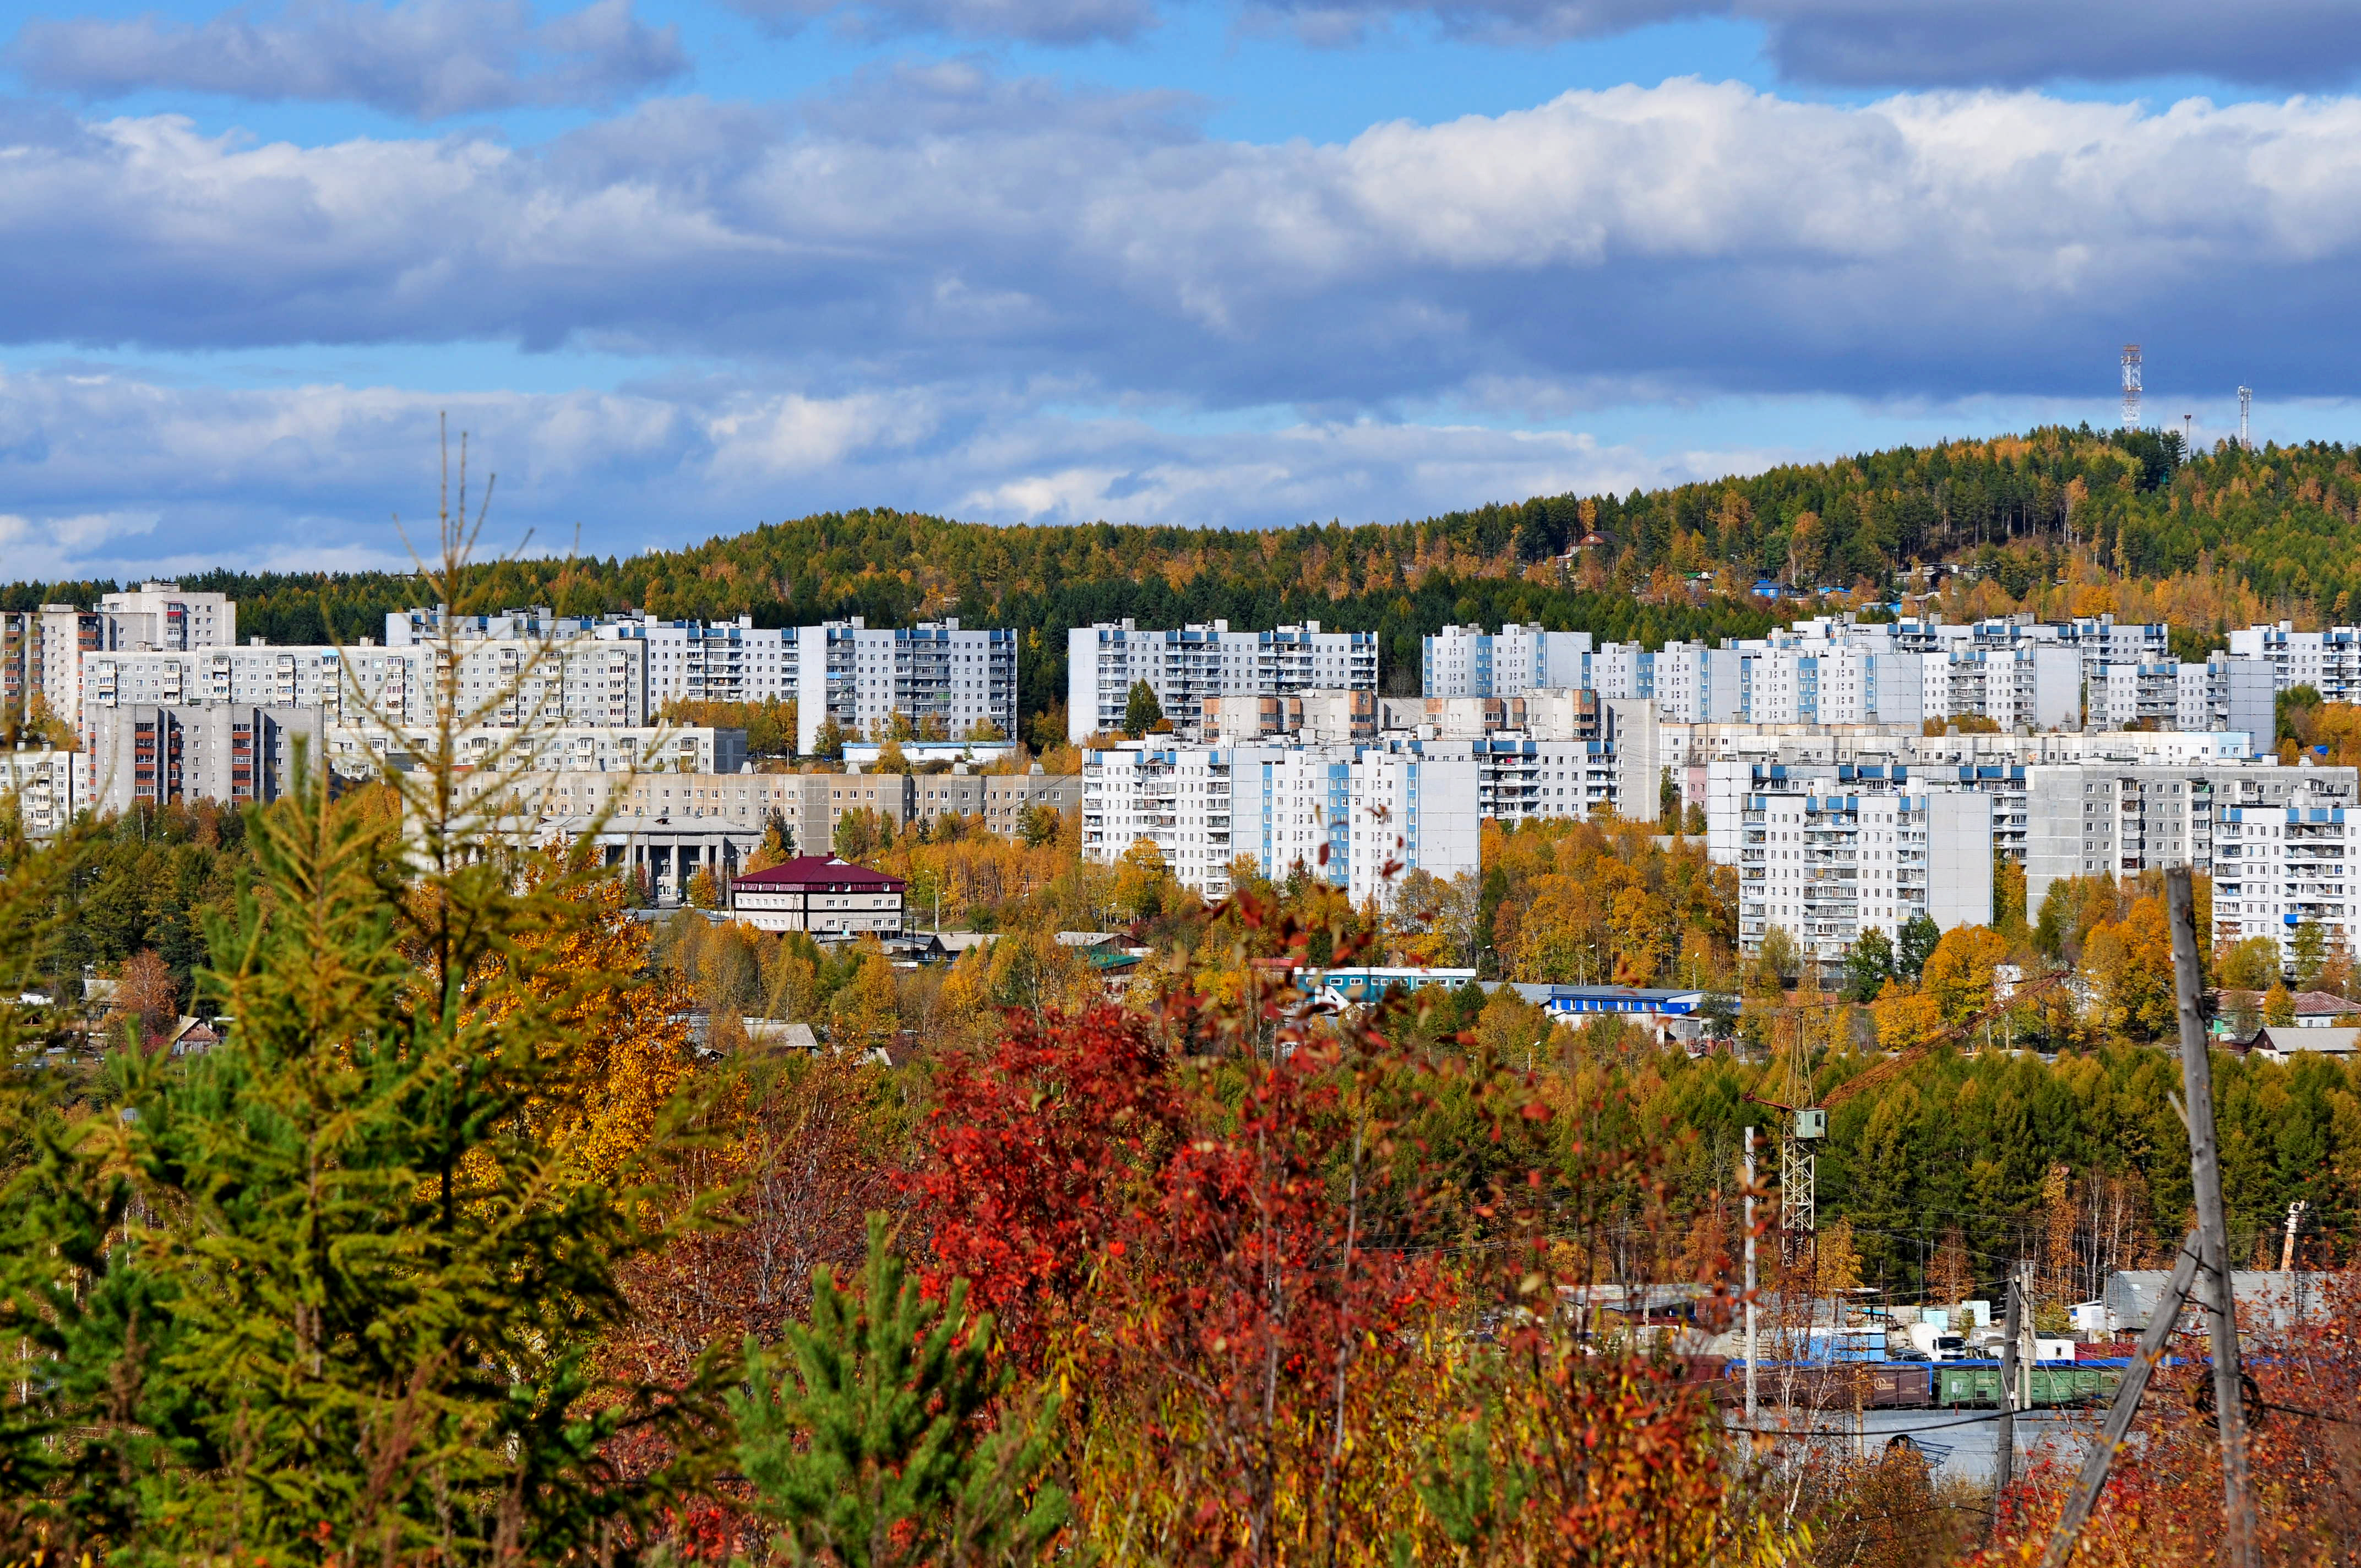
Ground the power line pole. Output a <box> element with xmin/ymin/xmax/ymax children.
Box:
<box><xmin>2166</xmin><ymin>867</ymin><xmax>2261</xmax><ymax>1568</ymax></box>
<box><xmin>1744</xmin><ymin>1125</ymin><xmax>1759</xmax><ymax>1424</ymax></box>
<box><xmin>2038</xmin><ymin>1233</ymin><xmax>2202</xmax><ymax>1568</ymax></box>
<box><xmin>1996</xmin><ymin>1265</ymin><xmax>2022</xmax><ymax>1506</ymax></box>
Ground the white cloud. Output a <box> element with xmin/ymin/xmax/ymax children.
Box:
<box><xmin>0</xmin><ymin>366</ymin><xmax>1791</xmax><ymax>573</ymax></box>
<box><xmin>8</xmin><ymin>0</ymin><xmax>689</xmax><ymax>119</ymax></box>
<box><xmin>4</xmin><ymin>80</ymin><xmax>2361</xmax><ymax>411</ymax></box>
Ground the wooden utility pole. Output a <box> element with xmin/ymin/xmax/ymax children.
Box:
<box><xmin>1995</xmin><ymin>1268</ymin><xmax>2021</xmax><ymax>1502</ymax></box>
<box><xmin>1744</xmin><ymin>1125</ymin><xmax>1758</xmax><ymax>1424</ymax></box>
<box><xmin>2166</xmin><ymin>867</ymin><xmax>2260</xmax><ymax>1568</ymax></box>
<box><xmin>2037</xmin><ymin>1232</ymin><xmax>2201</xmax><ymax>1568</ymax></box>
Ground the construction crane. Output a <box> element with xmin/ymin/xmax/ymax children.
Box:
<box><xmin>1745</xmin><ymin>967</ymin><xmax>2070</xmax><ymax>1259</ymax></box>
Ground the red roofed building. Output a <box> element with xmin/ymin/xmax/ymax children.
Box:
<box><xmin>729</xmin><ymin>856</ymin><xmax>906</xmax><ymax>938</ymax></box>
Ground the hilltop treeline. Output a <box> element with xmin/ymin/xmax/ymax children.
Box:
<box><xmin>17</xmin><ymin>423</ymin><xmax>2361</xmax><ymax>729</ymax></box>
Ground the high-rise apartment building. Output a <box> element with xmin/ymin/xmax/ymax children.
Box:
<box><xmin>2025</xmin><ymin>761</ymin><xmax>2361</xmax><ymax>959</ymax></box>
<box><xmin>1421</xmin><ymin>624</ymin><xmax>1593</xmax><ymax>698</ymax></box>
<box><xmin>1067</xmin><ymin>620</ymin><xmax>1379</xmax><ymax>742</ymax></box>
<box><xmin>1706</xmin><ymin>760</ymin><xmax>1994</xmax><ymax>968</ymax></box>
<box><xmin>86</xmin><ymin>704</ymin><xmax>327</xmax><ymax>816</ymax></box>
<box><xmin>798</xmin><ymin>618</ymin><xmax>1016</xmax><ymax>754</ymax></box>
<box><xmin>1082</xmin><ymin>739</ymin><xmax>1479</xmax><ymax>904</ymax></box>
<box><xmin>98</xmin><ymin>583</ymin><xmax>237</xmax><ymax>650</ymax></box>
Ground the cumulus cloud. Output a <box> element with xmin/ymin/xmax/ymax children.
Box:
<box><xmin>0</xmin><ymin>366</ymin><xmax>1787</xmax><ymax>573</ymax></box>
<box><xmin>8</xmin><ymin>0</ymin><xmax>689</xmax><ymax>118</ymax></box>
<box><xmin>2</xmin><ymin>80</ymin><xmax>2360</xmax><ymax>410</ymax></box>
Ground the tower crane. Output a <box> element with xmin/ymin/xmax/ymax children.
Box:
<box><xmin>1744</xmin><ymin>968</ymin><xmax>2069</xmax><ymax>1257</ymax></box>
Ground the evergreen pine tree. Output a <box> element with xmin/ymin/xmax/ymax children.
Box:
<box><xmin>1122</xmin><ymin>681</ymin><xmax>1162</xmax><ymax>739</ymax></box>
<box><xmin>0</xmin><ymin>491</ymin><xmax>725</xmax><ymax>1559</ymax></box>
<box><xmin>732</xmin><ymin>1213</ymin><xmax>1065</xmax><ymax>1568</ymax></box>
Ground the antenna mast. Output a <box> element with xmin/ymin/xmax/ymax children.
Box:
<box><xmin>2121</xmin><ymin>345</ymin><xmax>2142</xmax><ymax>432</ymax></box>
<box><xmin>2238</xmin><ymin>385</ymin><xmax>2253</xmax><ymax>449</ymax></box>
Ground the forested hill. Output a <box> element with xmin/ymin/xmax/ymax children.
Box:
<box><xmin>10</xmin><ymin>423</ymin><xmax>2361</xmax><ymax>734</ymax></box>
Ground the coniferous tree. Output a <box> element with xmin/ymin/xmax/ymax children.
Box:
<box><xmin>732</xmin><ymin>1213</ymin><xmax>1065</xmax><ymax>1568</ymax></box>
<box><xmin>0</xmin><ymin>479</ymin><xmax>725</xmax><ymax>1560</ymax></box>
<box><xmin>1122</xmin><ymin>680</ymin><xmax>1162</xmax><ymax>739</ymax></box>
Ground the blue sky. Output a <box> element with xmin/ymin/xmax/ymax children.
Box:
<box><xmin>5</xmin><ymin>0</ymin><xmax>2361</xmax><ymax>578</ymax></box>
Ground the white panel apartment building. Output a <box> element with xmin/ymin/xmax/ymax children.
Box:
<box><xmin>2228</xmin><ymin>623</ymin><xmax>2361</xmax><ymax>704</ymax></box>
<box><xmin>1421</xmin><ymin>624</ymin><xmax>1593</xmax><ymax>698</ymax></box>
<box><xmin>798</xmin><ymin>618</ymin><xmax>1017</xmax><ymax>753</ymax></box>
<box><xmin>2025</xmin><ymin>762</ymin><xmax>2361</xmax><ymax>957</ymax></box>
<box><xmin>1706</xmin><ymin>760</ymin><xmax>1994</xmax><ymax>966</ymax></box>
<box><xmin>1082</xmin><ymin>740</ymin><xmax>1480</xmax><ymax>905</ymax></box>
<box><xmin>81</xmin><ymin>639</ymin><xmax>650</xmax><ymax>738</ymax></box>
<box><xmin>1</xmin><ymin>749</ymin><xmax>81</xmax><ymax>837</ymax></box>
<box><xmin>99</xmin><ymin>584</ymin><xmax>237</xmax><ymax>651</ymax></box>
<box><xmin>594</xmin><ymin>614</ymin><xmax>796</xmax><ymax>709</ymax></box>
<box><xmin>1067</xmin><ymin>620</ymin><xmax>1380</xmax><ymax>741</ymax></box>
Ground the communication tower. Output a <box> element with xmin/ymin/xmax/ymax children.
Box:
<box><xmin>2184</xmin><ymin>413</ymin><xmax>2194</xmax><ymax>454</ymax></box>
<box><xmin>2121</xmin><ymin>345</ymin><xmax>2142</xmax><ymax>432</ymax></box>
<box><xmin>2239</xmin><ymin>385</ymin><xmax>2253</xmax><ymax>449</ymax></box>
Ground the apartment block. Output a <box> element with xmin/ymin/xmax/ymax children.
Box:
<box><xmin>98</xmin><ymin>583</ymin><xmax>237</xmax><ymax>650</ymax></box>
<box><xmin>596</xmin><ymin>614</ymin><xmax>795</xmax><ymax>709</ymax></box>
<box><xmin>1707</xmin><ymin>760</ymin><xmax>1993</xmax><ymax>966</ymax></box>
<box><xmin>2229</xmin><ymin>623</ymin><xmax>2361</xmax><ymax>703</ymax></box>
<box><xmin>82</xmin><ymin>639</ymin><xmax>650</xmax><ymax>735</ymax></box>
<box><xmin>2025</xmin><ymin>763</ymin><xmax>2361</xmax><ymax>957</ymax></box>
<box><xmin>801</xmin><ymin>618</ymin><xmax>1017</xmax><ymax>753</ymax></box>
<box><xmin>1421</xmin><ymin>623</ymin><xmax>1592</xmax><ymax>698</ymax></box>
<box><xmin>1081</xmin><ymin>739</ymin><xmax>1480</xmax><ymax>903</ymax></box>
<box><xmin>87</xmin><ymin>704</ymin><xmax>327</xmax><ymax>816</ymax></box>
<box><xmin>1</xmin><ymin>749</ymin><xmax>82</xmax><ymax>837</ymax></box>
<box><xmin>328</xmin><ymin>724</ymin><xmax>744</xmax><ymax>779</ymax></box>
<box><xmin>1066</xmin><ymin>619</ymin><xmax>1379</xmax><ymax>742</ymax></box>
<box><xmin>1203</xmin><ymin>688</ymin><xmax>1377</xmax><ymax>745</ymax></box>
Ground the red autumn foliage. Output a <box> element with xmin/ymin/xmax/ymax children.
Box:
<box><xmin>1974</xmin><ymin>1270</ymin><xmax>2361</xmax><ymax>1568</ymax></box>
<box><xmin>907</xmin><ymin>1003</ymin><xmax>1185</xmax><ymax>1367</ymax></box>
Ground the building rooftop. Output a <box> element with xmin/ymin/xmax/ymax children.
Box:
<box><xmin>731</xmin><ymin>855</ymin><xmax>906</xmax><ymax>892</ymax></box>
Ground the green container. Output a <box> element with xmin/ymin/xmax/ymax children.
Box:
<box><xmin>1937</xmin><ymin>1365</ymin><xmax>2004</xmax><ymax>1406</ymax></box>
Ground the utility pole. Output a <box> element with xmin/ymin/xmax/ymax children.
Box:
<box><xmin>1996</xmin><ymin>1267</ymin><xmax>2022</xmax><ymax>1504</ymax></box>
<box><xmin>2167</xmin><ymin>867</ymin><xmax>2261</xmax><ymax>1568</ymax></box>
<box><xmin>2281</xmin><ymin>1199</ymin><xmax>2307</xmax><ymax>1272</ymax></box>
<box><xmin>2037</xmin><ymin>1233</ymin><xmax>2203</xmax><ymax>1568</ymax></box>
<box><xmin>1744</xmin><ymin>1126</ymin><xmax>1758</xmax><ymax>1424</ymax></box>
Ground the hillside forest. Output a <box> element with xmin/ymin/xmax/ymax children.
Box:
<box><xmin>13</xmin><ymin>425</ymin><xmax>2361</xmax><ymax>738</ymax></box>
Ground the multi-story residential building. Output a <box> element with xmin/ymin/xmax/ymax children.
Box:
<box><xmin>1650</xmin><ymin>643</ymin><xmax>1740</xmax><ymax>722</ymax></box>
<box><xmin>2085</xmin><ymin>655</ymin><xmax>2274</xmax><ymax>742</ymax></box>
<box><xmin>1925</xmin><ymin>646</ymin><xmax>2082</xmax><ymax>731</ymax></box>
<box><xmin>1203</xmin><ymin>688</ymin><xmax>1377</xmax><ymax>745</ymax></box>
<box><xmin>0</xmin><ymin>606</ymin><xmax>108</xmax><ymax>733</ymax></box>
<box><xmin>86</xmin><ymin>704</ymin><xmax>327</xmax><ymax>816</ymax></box>
<box><xmin>1734</xmin><ymin>646</ymin><xmax>1924</xmax><ymax>726</ymax></box>
<box><xmin>1066</xmin><ymin>619</ymin><xmax>1380</xmax><ymax>742</ymax></box>
<box><xmin>99</xmin><ymin>583</ymin><xmax>236</xmax><ymax>651</ymax></box>
<box><xmin>2213</xmin><ymin>790</ymin><xmax>2361</xmax><ymax>957</ymax></box>
<box><xmin>2025</xmin><ymin>763</ymin><xmax>2361</xmax><ymax>958</ymax></box>
<box><xmin>1081</xmin><ymin>739</ymin><xmax>1480</xmax><ymax>903</ymax></box>
<box><xmin>1706</xmin><ymin>760</ymin><xmax>1993</xmax><ymax>967</ymax></box>
<box><xmin>1</xmin><ymin>749</ymin><xmax>82</xmax><ymax>837</ymax></box>
<box><xmin>1342</xmin><ymin>747</ymin><xmax>1483</xmax><ymax>908</ymax></box>
<box><xmin>596</xmin><ymin>614</ymin><xmax>796</xmax><ymax>709</ymax></box>
<box><xmin>1421</xmin><ymin>624</ymin><xmax>1592</xmax><ymax>698</ymax></box>
<box><xmin>2228</xmin><ymin>623</ymin><xmax>2361</xmax><ymax>704</ymax></box>
<box><xmin>328</xmin><ymin>723</ymin><xmax>744</xmax><ymax>779</ymax></box>
<box><xmin>802</xmin><ymin>618</ymin><xmax>1016</xmax><ymax>754</ymax></box>
<box><xmin>81</xmin><ymin>638</ymin><xmax>650</xmax><ymax>736</ymax></box>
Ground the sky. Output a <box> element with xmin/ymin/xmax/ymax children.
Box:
<box><xmin>7</xmin><ymin>0</ymin><xmax>2361</xmax><ymax>579</ymax></box>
